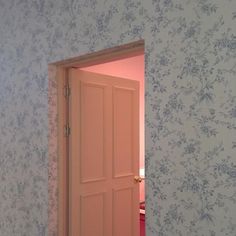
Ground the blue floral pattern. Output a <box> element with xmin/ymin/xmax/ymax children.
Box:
<box><xmin>0</xmin><ymin>0</ymin><xmax>235</xmax><ymax>235</ymax></box>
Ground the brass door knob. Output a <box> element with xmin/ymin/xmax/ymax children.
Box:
<box><xmin>134</xmin><ymin>176</ymin><xmax>143</xmax><ymax>183</ymax></box>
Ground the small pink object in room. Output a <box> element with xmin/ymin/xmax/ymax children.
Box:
<box><xmin>140</xmin><ymin>202</ymin><xmax>145</xmax><ymax>236</ymax></box>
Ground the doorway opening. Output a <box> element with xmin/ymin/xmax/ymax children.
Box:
<box><xmin>49</xmin><ymin>40</ymin><xmax>145</xmax><ymax>236</ymax></box>
<box><xmin>80</xmin><ymin>55</ymin><xmax>145</xmax><ymax>236</ymax></box>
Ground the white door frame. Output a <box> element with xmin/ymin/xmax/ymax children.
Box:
<box><xmin>48</xmin><ymin>40</ymin><xmax>144</xmax><ymax>236</ymax></box>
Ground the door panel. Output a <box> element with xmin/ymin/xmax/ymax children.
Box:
<box><xmin>113</xmin><ymin>87</ymin><xmax>135</xmax><ymax>178</ymax></box>
<box><xmin>113</xmin><ymin>187</ymin><xmax>134</xmax><ymax>236</ymax></box>
<box><xmin>80</xmin><ymin>192</ymin><xmax>105</xmax><ymax>236</ymax></box>
<box><xmin>69</xmin><ymin>69</ymin><xmax>139</xmax><ymax>236</ymax></box>
<box><xmin>80</xmin><ymin>82</ymin><xmax>106</xmax><ymax>183</ymax></box>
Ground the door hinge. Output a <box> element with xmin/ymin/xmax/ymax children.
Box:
<box><xmin>64</xmin><ymin>85</ymin><xmax>71</xmax><ymax>98</ymax></box>
<box><xmin>64</xmin><ymin>124</ymin><xmax>71</xmax><ymax>137</ymax></box>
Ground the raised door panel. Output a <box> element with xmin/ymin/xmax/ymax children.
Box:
<box><xmin>80</xmin><ymin>82</ymin><xmax>106</xmax><ymax>183</ymax></box>
<box><xmin>112</xmin><ymin>187</ymin><xmax>133</xmax><ymax>236</ymax></box>
<box><xmin>113</xmin><ymin>87</ymin><xmax>135</xmax><ymax>178</ymax></box>
<box><xmin>80</xmin><ymin>192</ymin><xmax>105</xmax><ymax>236</ymax></box>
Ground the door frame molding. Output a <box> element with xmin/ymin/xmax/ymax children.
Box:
<box><xmin>48</xmin><ymin>40</ymin><xmax>144</xmax><ymax>236</ymax></box>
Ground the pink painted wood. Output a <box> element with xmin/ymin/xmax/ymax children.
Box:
<box><xmin>69</xmin><ymin>69</ymin><xmax>140</xmax><ymax>236</ymax></box>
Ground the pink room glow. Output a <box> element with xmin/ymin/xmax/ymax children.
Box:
<box><xmin>81</xmin><ymin>54</ymin><xmax>145</xmax><ymax>202</ymax></box>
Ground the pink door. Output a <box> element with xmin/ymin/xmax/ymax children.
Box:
<box><xmin>69</xmin><ymin>69</ymin><xmax>140</xmax><ymax>236</ymax></box>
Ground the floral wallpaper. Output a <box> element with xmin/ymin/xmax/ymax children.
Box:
<box><xmin>0</xmin><ymin>0</ymin><xmax>236</xmax><ymax>235</ymax></box>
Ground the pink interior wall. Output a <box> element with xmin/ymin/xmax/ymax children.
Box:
<box><xmin>81</xmin><ymin>55</ymin><xmax>145</xmax><ymax>202</ymax></box>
